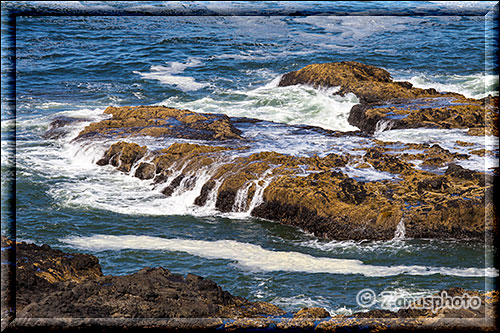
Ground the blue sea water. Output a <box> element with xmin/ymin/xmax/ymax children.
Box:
<box><xmin>1</xmin><ymin>1</ymin><xmax>499</xmax><ymax>315</ymax></box>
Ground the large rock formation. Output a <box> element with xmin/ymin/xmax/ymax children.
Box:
<box><xmin>44</xmin><ymin>62</ymin><xmax>497</xmax><ymax>243</ymax></box>
<box><xmin>279</xmin><ymin>61</ymin><xmax>499</xmax><ymax>136</ymax></box>
<box><xmin>278</xmin><ymin>61</ymin><xmax>444</xmax><ymax>103</ymax></box>
<box><xmin>95</xmin><ymin>139</ymin><xmax>494</xmax><ymax>241</ymax></box>
<box><xmin>75</xmin><ymin>105</ymin><xmax>243</xmax><ymax>141</ymax></box>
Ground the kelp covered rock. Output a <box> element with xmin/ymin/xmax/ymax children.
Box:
<box><xmin>348</xmin><ymin>96</ymin><xmax>498</xmax><ymax>135</ymax></box>
<box><xmin>278</xmin><ymin>61</ymin><xmax>445</xmax><ymax>103</ymax></box>
<box><xmin>95</xmin><ymin>140</ymin><xmax>493</xmax><ymax>241</ymax></box>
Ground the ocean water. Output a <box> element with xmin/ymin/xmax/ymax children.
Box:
<box><xmin>1</xmin><ymin>1</ymin><xmax>499</xmax><ymax>315</ymax></box>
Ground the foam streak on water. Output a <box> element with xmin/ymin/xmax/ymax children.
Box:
<box><xmin>133</xmin><ymin>58</ymin><xmax>209</xmax><ymax>91</ymax></box>
<box><xmin>61</xmin><ymin>234</ymin><xmax>498</xmax><ymax>278</ymax></box>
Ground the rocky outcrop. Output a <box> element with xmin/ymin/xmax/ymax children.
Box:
<box><xmin>75</xmin><ymin>105</ymin><xmax>243</xmax><ymax>141</ymax></box>
<box><xmin>279</xmin><ymin>61</ymin><xmax>499</xmax><ymax>136</ymax></box>
<box><xmin>95</xmin><ymin>140</ymin><xmax>494</xmax><ymax>241</ymax></box>
<box><xmin>278</xmin><ymin>61</ymin><xmax>446</xmax><ymax>103</ymax></box>
<box><xmin>54</xmin><ymin>62</ymin><xmax>496</xmax><ymax>243</ymax></box>
<box><xmin>42</xmin><ymin>116</ymin><xmax>89</xmax><ymax>139</ymax></box>
<box><xmin>348</xmin><ymin>96</ymin><xmax>498</xmax><ymax>135</ymax></box>
<box><xmin>1</xmin><ymin>237</ymin><xmax>284</xmax><ymax>321</ymax></box>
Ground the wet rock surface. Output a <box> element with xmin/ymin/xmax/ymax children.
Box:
<box><xmin>42</xmin><ymin>116</ymin><xmax>89</xmax><ymax>139</ymax></box>
<box><xmin>41</xmin><ymin>63</ymin><xmax>498</xmax><ymax>243</ymax></box>
<box><xmin>278</xmin><ymin>61</ymin><xmax>443</xmax><ymax>103</ymax></box>
<box><xmin>348</xmin><ymin>96</ymin><xmax>498</xmax><ymax>135</ymax></box>
<box><xmin>94</xmin><ymin>140</ymin><xmax>494</xmax><ymax>241</ymax></box>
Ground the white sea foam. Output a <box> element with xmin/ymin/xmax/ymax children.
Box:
<box><xmin>61</xmin><ymin>234</ymin><xmax>498</xmax><ymax>278</ymax></box>
<box><xmin>392</xmin><ymin>217</ymin><xmax>406</xmax><ymax>240</ymax></box>
<box><xmin>404</xmin><ymin>73</ymin><xmax>498</xmax><ymax>99</ymax></box>
<box><xmin>340</xmin><ymin>165</ymin><xmax>400</xmax><ymax>182</ymax></box>
<box><xmin>295</xmin><ymin>16</ymin><xmax>422</xmax><ymax>42</ymax></box>
<box><xmin>159</xmin><ymin>80</ymin><xmax>360</xmax><ymax>132</ymax></box>
<box><xmin>133</xmin><ymin>58</ymin><xmax>208</xmax><ymax>91</ymax></box>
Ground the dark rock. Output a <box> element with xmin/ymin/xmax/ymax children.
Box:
<box><xmin>1</xmin><ymin>237</ymin><xmax>285</xmax><ymax>321</ymax></box>
<box><xmin>161</xmin><ymin>175</ymin><xmax>185</xmax><ymax>197</ymax></box>
<box><xmin>194</xmin><ymin>180</ymin><xmax>216</xmax><ymax>206</ymax></box>
<box><xmin>339</xmin><ymin>178</ymin><xmax>367</xmax><ymax>204</ymax></box>
<box><xmin>134</xmin><ymin>162</ymin><xmax>156</xmax><ymax>180</ymax></box>
<box><xmin>42</xmin><ymin>116</ymin><xmax>88</xmax><ymax>139</ymax></box>
<box><xmin>215</xmin><ymin>189</ymin><xmax>237</xmax><ymax>212</ymax></box>
<box><xmin>251</xmin><ymin>200</ymin><xmax>393</xmax><ymax>241</ymax></box>
<box><xmin>417</xmin><ymin>176</ymin><xmax>449</xmax><ymax>193</ymax></box>
<box><xmin>445</xmin><ymin>163</ymin><xmax>477</xmax><ymax>180</ymax></box>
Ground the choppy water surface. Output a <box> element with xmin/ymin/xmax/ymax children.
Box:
<box><xmin>2</xmin><ymin>1</ymin><xmax>498</xmax><ymax>315</ymax></box>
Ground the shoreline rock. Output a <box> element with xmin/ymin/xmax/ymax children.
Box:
<box><xmin>1</xmin><ymin>237</ymin><xmax>496</xmax><ymax>331</ymax></box>
<box><xmin>1</xmin><ymin>237</ymin><xmax>284</xmax><ymax>321</ymax></box>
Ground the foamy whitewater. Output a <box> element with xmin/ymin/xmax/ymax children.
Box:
<box><xmin>3</xmin><ymin>1</ymin><xmax>498</xmax><ymax>314</ymax></box>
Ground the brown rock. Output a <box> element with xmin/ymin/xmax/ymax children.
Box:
<box><xmin>75</xmin><ymin>105</ymin><xmax>242</xmax><ymax>141</ymax></box>
<box><xmin>279</xmin><ymin>62</ymin><xmax>497</xmax><ymax>135</ymax></box>
<box><xmin>134</xmin><ymin>162</ymin><xmax>156</xmax><ymax>180</ymax></box>
<box><xmin>278</xmin><ymin>61</ymin><xmax>441</xmax><ymax>103</ymax></box>
<box><xmin>293</xmin><ymin>307</ymin><xmax>330</xmax><ymax>319</ymax></box>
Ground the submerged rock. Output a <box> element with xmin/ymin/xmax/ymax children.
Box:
<box><xmin>42</xmin><ymin>116</ymin><xmax>89</xmax><ymax>139</ymax></box>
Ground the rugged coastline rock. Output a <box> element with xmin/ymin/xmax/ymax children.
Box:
<box><xmin>279</xmin><ymin>61</ymin><xmax>499</xmax><ymax>136</ymax></box>
<box><xmin>278</xmin><ymin>61</ymin><xmax>446</xmax><ymax>103</ymax></box>
<box><xmin>348</xmin><ymin>95</ymin><xmax>498</xmax><ymax>135</ymax></box>
<box><xmin>2</xmin><ymin>238</ymin><xmax>496</xmax><ymax>331</ymax></box>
